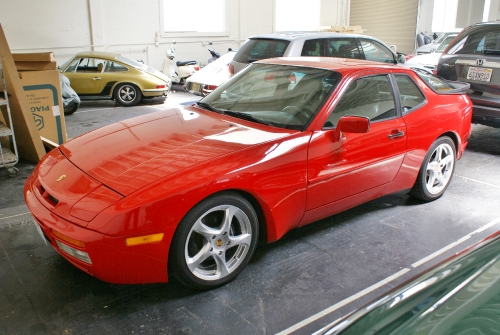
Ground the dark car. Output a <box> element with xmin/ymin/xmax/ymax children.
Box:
<box><xmin>322</xmin><ymin>230</ymin><xmax>500</xmax><ymax>334</ymax></box>
<box><xmin>229</xmin><ymin>32</ymin><xmax>407</xmax><ymax>75</ymax></box>
<box><xmin>437</xmin><ymin>22</ymin><xmax>500</xmax><ymax>128</ymax></box>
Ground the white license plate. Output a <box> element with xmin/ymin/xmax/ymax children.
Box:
<box><xmin>467</xmin><ymin>66</ymin><xmax>492</xmax><ymax>82</ymax></box>
<box><xmin>32</xmin><ymin>216</ymin><xmax>47</xmax><ymax>245</ymax></box>
<box><xmin>191</xmin><ymin>83</ymin><xmax>201</xmax><ymax>93</ymax></box>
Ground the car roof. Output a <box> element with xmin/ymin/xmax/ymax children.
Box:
<box><xmin>73</xmin><ymin>51</ymin><xmax>121</xmax><ymax>60</ymax></box>
<box><xmin>248</xmin><ymin>31</ymin><xmax>373</xmax><ymax>42</ymax></box>
<box><xmin>255</xmin><ymin>56</ymin><xmax>402</xmax><ymax>73</ymax></box>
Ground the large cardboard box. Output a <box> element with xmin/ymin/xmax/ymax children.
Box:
<box><xmin>18</xmin><ymin>70</ymin><xmax>67</xmax><ymax>144</ymax></box>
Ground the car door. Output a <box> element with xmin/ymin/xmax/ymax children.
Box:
<box><xmin>63</xmin><ymin>57</ymin><xmax>107</xmax><ymax>95</ymax></box>
<box><xmin>306</xmin><ymin>73</ymin><xmax>407</xmax><ymax>212</ymax></box>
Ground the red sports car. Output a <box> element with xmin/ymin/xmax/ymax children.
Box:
<box><xmin>24</xmin><ymin>58</ymin><xmax>472</xmax><ymax>290</ymax></box>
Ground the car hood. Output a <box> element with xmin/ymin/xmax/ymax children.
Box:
<box><xmin>415</xmin><ymin>43</ymin><xmax>437</xmax><ymax>54</ymax></box>
<box><xmin>406</xmin><ymin>52</ymin><xmax>442</xmax><ymax>67</ymax></box>
<box><xmin>187</xmin><ymin>52</ymin><xmax>236</xmax><ymax>86</ymax></box>
<box><xmin>59</xmin><ymin>106</ymin><xmax>293</xmax><ymax>195</ymax></box>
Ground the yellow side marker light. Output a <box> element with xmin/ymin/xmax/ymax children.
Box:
<box><xmin>51</xmin><ymin>229</ymin><xmax>86</xmax><ymax>248</ymax></box>
<box><xmin>126</xmin><ymin>233</ymin><xmax>164</xmax><ymax>246</ymax></box>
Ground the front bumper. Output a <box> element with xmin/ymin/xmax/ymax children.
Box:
<box><xmin>24</xmin><ymin>174</ymin><xmax>170</xmax><ymax>284</ymax></box>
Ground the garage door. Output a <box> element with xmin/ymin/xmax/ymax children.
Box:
<box><xmin>350</xmin><ymin>0</ymin><xmax>418</xmax><ymax>54</ymax></box>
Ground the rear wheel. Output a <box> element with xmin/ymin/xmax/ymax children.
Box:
<box><xmin>410</xmin><ymin>137</ymin><xmax>456</xmax><ymax>201</ymax></box>
<box><xmin>169</xmin><ymin>192</ymin><xmax>258</xmax><ymax>290</ymax></box>
<box><xmin>114</xmin><ymin>83</ymin><xmax>141</xmax><ymax>106</ymax></box>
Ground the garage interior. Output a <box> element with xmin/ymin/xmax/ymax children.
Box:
<box><xmin>1</xmin><ymin>0</ymin><xmax>500</xmax><ymax>334</ymax></box>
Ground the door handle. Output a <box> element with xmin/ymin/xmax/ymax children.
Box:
<box><xmin>388</xmin><ymin>131</ymin><xmax>405</xmax><ymax>139</ymax></box>
<box><xmin>92</xmin><ymin>77</ymin><xmax>101</xmax><ymax>80</ymax></box>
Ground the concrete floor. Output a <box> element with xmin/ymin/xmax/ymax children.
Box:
<box><xmin>1</xmin><ymin>87</ymin><xmax>500</xmax><ymax>334</ymax></box>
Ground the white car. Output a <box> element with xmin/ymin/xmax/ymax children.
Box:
<box><xmin>406</xmin><ymin>34</ymin><xmax>458</xmax><ymax>72</ymax></box>
<box><xmin>185</xmin><ymin>51</ymin><xmax>236</xmax><ymax>96</ymax></box>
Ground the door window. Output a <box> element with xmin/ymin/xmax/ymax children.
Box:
<box><xmin>359</xmin><ymin>39</ymin><xmax>395</xmax><ymax>64</ymax></box>
<box><xmin>394</xmin><ymin>75</ymin><xmax>426</xmax><ymax>114</ymax></box>
<box><xmin>325</xmin><ymin>75</ymin><xmax>396</xmax><ymax>127</ymax></box>
<box><xmin>75</xmin><ymin>58</ymin><xmax>107</xmax><ymax>73</ymax></box>
<box><xmin>327</xmin><ymin>38</ymin><xmax>361</xmax><ymax>59</ymax></box>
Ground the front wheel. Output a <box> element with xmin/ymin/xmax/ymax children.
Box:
<box><xmin>169</xmin><ymin>192</ymin><xmax>259</xmax><ymax>290</ymax></box>
<box><xmin>410</xmin><ymin>137</ymin><xmax>456</xmax><ymax>201</ymax></box>
<box><xmin>114</xmin><ymin>83</ymin><xmax>141</xmax><ymax>106</ymax></box>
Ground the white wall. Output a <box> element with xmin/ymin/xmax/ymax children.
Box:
<box><xmin>0</xmin><ymin>0</ymin><xmax>350</xmax><ymax>71</ymax></box>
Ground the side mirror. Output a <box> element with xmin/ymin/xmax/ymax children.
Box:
<box><xmin>337</xmin><ymin>115</ymin><xmax>370</xmax><ymax>134</ymax></box>
<box><xmin>397</xmin><ymin>53</ymin><xmax>406</xmax><ymax>64</ymax></box>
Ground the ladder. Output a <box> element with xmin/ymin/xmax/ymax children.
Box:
<box><xmin>0</xmin><ymin>56</ymin><xmax>19</xmax><ymax>176</ymax></box>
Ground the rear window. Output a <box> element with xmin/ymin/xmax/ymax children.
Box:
<box><xmin>415</xmin><ymin>69</ymin><xmax>469</xmax><ymax>94</ymax></box>
<box><xmin>446</xmin><ymin>25</ymin><xmax>500</xmax><ymax>55</ymax></box>
<box><xmin>233</xmin><ymin>38</ymin><xmax>290</xmax><ymax>63</ymax></box>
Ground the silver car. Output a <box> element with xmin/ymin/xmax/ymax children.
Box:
<box><xmin>229</xmin><ymin>32</ymin><xmax>406</xmax><ymax>75</ymax></box>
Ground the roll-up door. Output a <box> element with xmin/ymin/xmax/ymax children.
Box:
<box><xmin>350</xmin><ymin>0</ymin><xmax>418</xmax><ymax>54</ymax></box>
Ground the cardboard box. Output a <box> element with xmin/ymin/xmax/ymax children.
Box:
<box><xmin>19</xmin><ymin>70</ymin><xmax>67</xmax><ymax>144</ymax></box>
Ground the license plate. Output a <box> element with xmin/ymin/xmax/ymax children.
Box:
<box><xmin>32</xmin><ymin>216</ymin><xmax>47</xmax><ymax>245</ymax></box>
<box><xmin>191</xmin><ymin>83</ymin><xmax>201</xmax><ymax>93</ymax></box>
<box><xmin>467</xmin><ymin>66</ymin><xmax>492</xmax><ymax>82</ymax></box>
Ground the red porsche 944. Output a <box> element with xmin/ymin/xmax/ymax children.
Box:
<box><xmin>24</xmin><ymin>57</ymin><xmax>472</xmax><ymax>289</ymax></box>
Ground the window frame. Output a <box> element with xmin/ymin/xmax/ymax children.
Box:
<box><xmin>159</xmin><ymin>0</ymin><xmax>229</xmax><ymax>38</ymax></box>
<box><xmin>390</xmin><ymin>74</ymin><xmax>427</xmax><ymax>116</ymax></box>
<box><xmin>323</xmin><ymin>73</ymin><xmax>399</xmax><ymax>129</ymax></box>
<box><xmin>357</xmin><ymin>38</ymin><xmax>397</xmax><ymax>64</ymax></box>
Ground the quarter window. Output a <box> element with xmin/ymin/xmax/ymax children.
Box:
<box><xmin>325</xmin><ymin>75</ymin><xmax>396</xmax><ymax>127</ymax></box>
<box><xmin>104</xmin><ymin>62</ymin><xmax>128</xmax><ymax>73</ymax></box>
<box><xmin>394</xmin><ymin>75</ymin><xmax>425</xmax><ymax>114</ymax></box>
<box><xmin>301</xmin><ymin>39</ymin><xmax>324</xmax><ymax>56</ymax></box>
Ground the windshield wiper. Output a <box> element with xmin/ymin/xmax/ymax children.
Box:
<box><xmin>196</xmin><ymin>101</ymin><xmax>224</xmax><ymax>114</ymax></box>
<box><xmin>223</xmin><ymin>110</ymin><xmax>275</xmax><ymax>127</ymax></box>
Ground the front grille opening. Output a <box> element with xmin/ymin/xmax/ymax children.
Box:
<box><xmin>47</xmin><ymin>193</ymin><xmax>59</xmax><ymax>205</ymax></box>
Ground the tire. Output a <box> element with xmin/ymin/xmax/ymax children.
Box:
<box><xmin>410</xmin><ymin>137</ymin><xmax>456</xmax><ymax>202</ymax></box>
<box><xmin>63</xmin><ymin>101</ymin><xmax>80</xmax><ymax>115</ymax></box>
<box><xmin>114</xmin><ymin>83</ymin><xmax>141</xmax><ymax>106</ymax></box>
<box><xmin>169</xmin><ymin>192</ymin><xmax>259</xmax><ymax>290</ymax></box>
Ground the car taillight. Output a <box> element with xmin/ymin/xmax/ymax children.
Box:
<box><xmin>156</xmin><ymin>85</ymin><xmax>166</xmax><ymax>89</ymax></box>
<box><xmin>432</xmin><ymin>65</ymin><xmax>438</xmax><ymax>76</ymax></box>
<box><xmin>194</xmin><ymin>66</ymin><xmax>200</xmax><ymax>71</ymax></box>
<box><xmin>228</xmin><ymin>63</ymin><xmax>234</xmax><ymax>76</ymax></box>
<box><xmin>205</xmin><ymin>85</ymin><xmax>218</xmax><ymax>91</ymax></box>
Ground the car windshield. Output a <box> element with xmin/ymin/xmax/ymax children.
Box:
<box><xmin>199</xmin><ymin>63</ymin><xmax>341</xmax><ymax>130</ymax></box>
<box><xmin>435</xmin><ymin>35</ymin><xmax>457</xmax><ymax>53</ymax></box>
<box><xmin>115</xmin><ymin>55</ymin><xmax>144</xmax><ymax>69</ymax></box>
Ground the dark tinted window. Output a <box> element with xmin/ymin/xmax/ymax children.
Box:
<box><xmin>447</xmin><ymin>25</ymin><xmax>500</xmax><ymax>55</ymax></box>
<box><xmin>233</xmin><ymin>39</ymin><xmax>290</xmax><ymax>63</ymax></box>
<box><xmin>301</xmin><ymin>39</ymin><xmax>324</xmax><ymax>56</ymax></box>
<box><xmin>327</xmin><ymin>38</ymin><xmax>362</xmax><ymax>59</ymax></box>
<box><xmin>325</xmin><ymin>75</ymin><xmax>396</xmax><ymax>127</ymax></box>
<box><xmin>394</xmin><ymin>75</ymin><xmax>425</xmax><ymax>114</ymax></box>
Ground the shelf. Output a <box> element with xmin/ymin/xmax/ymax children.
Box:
<box><xmin>0</xmin><ymin>147</ymin><xmax>17</xmax><ymax>165</ymax></box>
<box><xmin>0</xmin><ymin>121</ymin><xmax>13</xmax><ymax>136</ymax></box>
